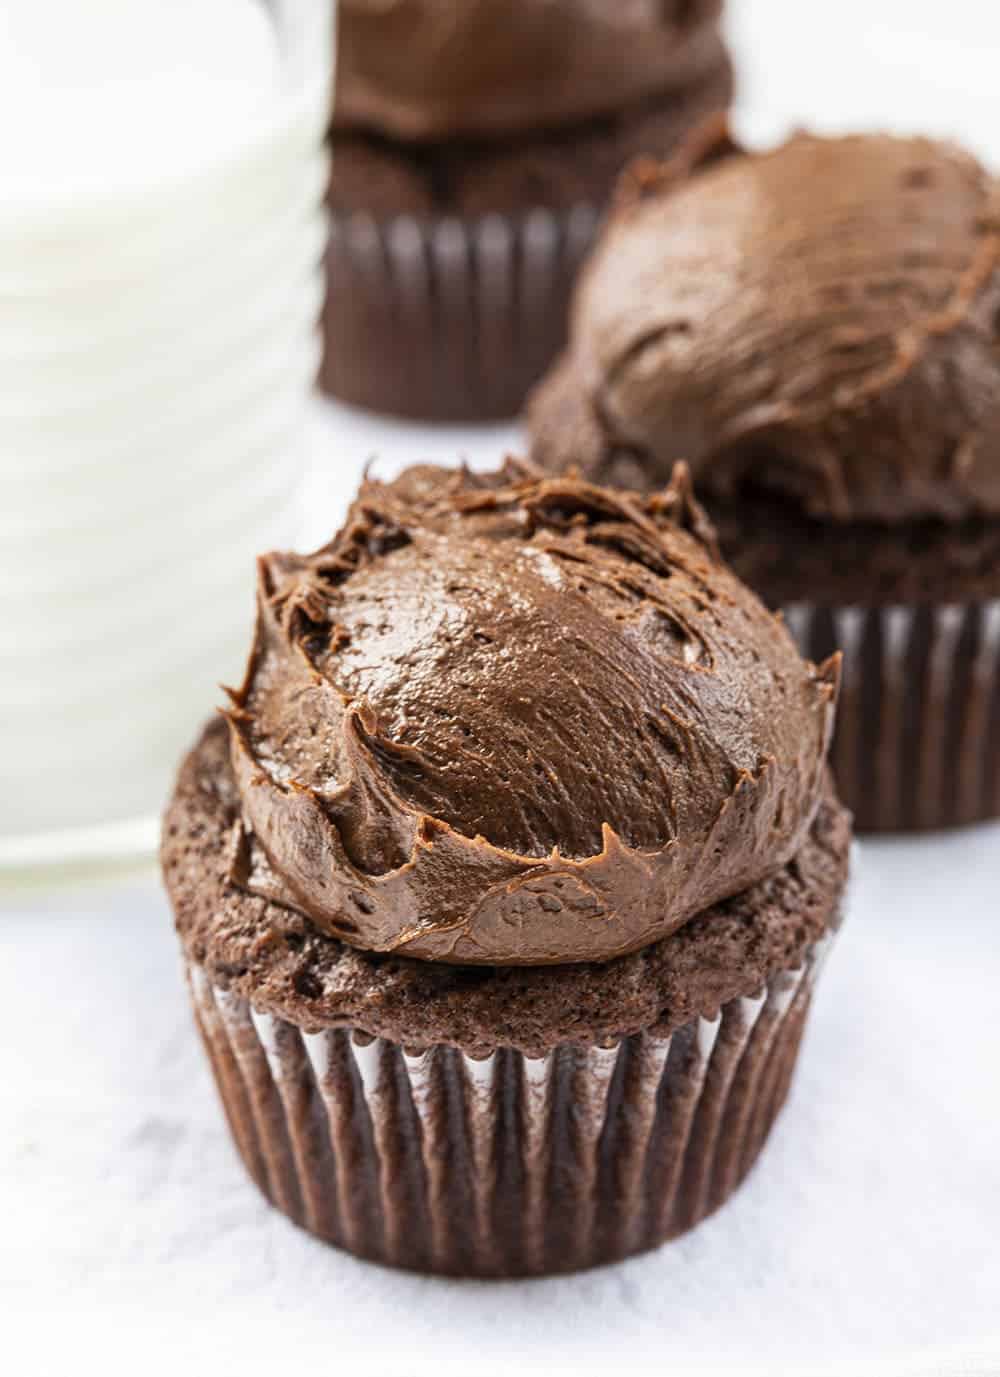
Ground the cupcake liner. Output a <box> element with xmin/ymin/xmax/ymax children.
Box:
<box><xmin>186</xmin><ymin>931</ymin><xmax>833</xmax><ymax>1278</ymax></box>
<box><xmin>784</xmin><ymin>600</ymin><xmax>1000</xmax><ymax>832</ymax></box>
<box><xmin>320</xmin><ymin>204</ymin><xmax>600</xmax><ymax>421</ymax></box>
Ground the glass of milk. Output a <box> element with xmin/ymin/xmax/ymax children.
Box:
<box><xmin>0</xmin><ymin>0</ymin><xmax>335</xmax><ymax>872</ymax></box>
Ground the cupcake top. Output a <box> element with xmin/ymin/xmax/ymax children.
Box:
<box><xmin>334</xmin><ymin>0</ymin><xmax>725</xmax><ymax>142</ymax></box>
<box><xmin>224</xmin><ymin>462</ymin><xmax>837</xmax><ymax>966</ymax></box>
<box><xmin>530</xmin><ymin>131</ymin><xmax>1000</xmax><ymax>523</ymax></box>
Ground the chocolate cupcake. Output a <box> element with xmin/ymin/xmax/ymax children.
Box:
<box><xmin>162</xmin><ymin>461</ymin><xmax>849</xmax><ymax>1276</ymax></box>
<box><xmin>323</xmin><ymin>0</ymin><xmax>733</xmax><ymax>420</ymax></box>
<box><xmin>529</xmin><ymin>130</ymin><xmax>1000</xmax><ymax>832</ymax></box>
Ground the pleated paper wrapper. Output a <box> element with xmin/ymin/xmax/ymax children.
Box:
<box><xmin>785</xmin><ymin>600</ymin><xmax>1000</xmax><ymax>832</ymax></box>
<box><xmin>320</xmin><ymin>205</ymin><xmax>600</xmax><ymax>421</ymax></box>
<box><xmin>187</xmin><ymin>931</ymin><xmax>833</xmax><ymax>1277</ymax></box>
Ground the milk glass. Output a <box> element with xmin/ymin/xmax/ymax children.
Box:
<box><xmin>0</xmin><ymin>0</ymin><xmax>336</xmax><ymax>872</ymax></box>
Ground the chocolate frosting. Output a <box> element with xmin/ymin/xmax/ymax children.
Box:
<box><xmin>532</xmin><ymin>131</ymin><xmax>1000</xmax><ymax>523</ymax></box>
<box><xmin>334</xmin><ymin>0</ymin><xmax>725</xmax><ymax>141</ymax></box>
<box><xmin>224</xmin><ymin>462</ymin><xmax>837</xmax><ymax>967</ymax></box>
<box><xmin>164</xmin><ymin>718</ymin><xmax>849</xmax><ymax>1057</ymax></box>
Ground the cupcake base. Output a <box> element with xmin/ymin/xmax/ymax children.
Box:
<box><xmin>165</xmin><ymin>721</ymin><xmax>850</xmax><ymax>1276</ymax></box>
<box><xmin>322</xmin><ymin>58</ymin><xmax>733</xmax><ymax>420</ymax></box>
<box><xmin>704</xmin><ymin>494</ymin><xmax>1000</xmax><ymax>833</ymax></box>
<box><xmin>187</xmin><ymin>934</ymin><xmax>831</xmax><ymax>1277</ymax></box>
<box><xmin>320</xmin><ymin>203</ymin><xmax>600</xmax><ymax>421</ymax></box>
<box><xmin>785</xmin><ymin>600</ymin><xmax>1000</xmax><ymax>833</ymax></box>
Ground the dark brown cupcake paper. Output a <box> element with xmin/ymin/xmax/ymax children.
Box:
<box><xmin>785</xmin><ymin>600</ymin><xmax>1000</xmax><ymax>833</ymax></box>
<box><xmin>187</xmin><ymin>930</ymin><xmax>833</xmax><ymax>1278</ymax></box>
<box><xmin>321</xmin><ymin>204</ymin><xmax>600</xmax><ymax>421</ymax></box>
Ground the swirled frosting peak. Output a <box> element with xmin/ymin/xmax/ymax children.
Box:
<box><xmin>224</xmin><ymin>462</ymin><xmax>838</xmax><ymax>965</ymax></box>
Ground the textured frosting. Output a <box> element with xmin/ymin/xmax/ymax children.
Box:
<box><xmin>223</xmin><ymin>462</ymin><xmax>837</xmax><ymax>966</ymax></box>
<box><xmin>334</xmin><ymin>0</ymin><xmax>725</xmax><ymax>141</ymax></box>
<box><xmin>531</xmin><ymin>131</ymin><xmax>1000</xmax><ymax>523</ymax></box>
<box><xmin>164</xmin><ymin>718</ymin><xmax>850</xmax><ymax>1057</ymax></box>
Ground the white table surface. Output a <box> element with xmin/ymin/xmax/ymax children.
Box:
<box><xmin>5</xmin><ymin>3</ymin><xmax>1000</xmax><ymax>1373</ymax></box>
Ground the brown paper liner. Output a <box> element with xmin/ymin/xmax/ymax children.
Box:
<box><xmin>784</xmin><ymin>600</ymin><xmax>1000</xmax><ymax>833</ymax></box>
<box><xmin>320</xmin><ymin>205</ymin><xmax>600</xmax><ymax>421</ymax></box>
<box><xmin>186</xmin><ymin>931</ymin><xmax>833</xmax><ymax>1277</ymax></box>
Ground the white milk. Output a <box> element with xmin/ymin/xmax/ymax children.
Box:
<box><xmin>0</xmin><ymin>0</ymin><xmax>334</xmax><ymax>863</ymax></box>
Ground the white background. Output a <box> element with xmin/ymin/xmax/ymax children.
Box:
<box><xmin>4</xmin><ymin>2</ymin><xmax>1000</xmax><ymax>1373</ymax></box>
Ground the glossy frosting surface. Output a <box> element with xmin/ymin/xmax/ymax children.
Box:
<box><xmin>225</xmin><ymin>463</ymin><xmax>837</xmax><ymax>965</ymax></box>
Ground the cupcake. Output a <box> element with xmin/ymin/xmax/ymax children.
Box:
<box><xmin>162</xmin><ymin>461</ymin><xmax>848</xmax><ymax>1276</ymax></box>
<box><xmin>529</xmin><ymin>130</ymin><xmax>1000</xmax><ymax>833</ymax></box>
<box><xmin>323</xmin><ymin>0</ymin><xmax>733</xmax><ymax>420</ymax></box>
